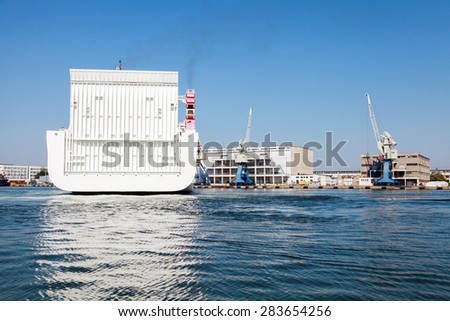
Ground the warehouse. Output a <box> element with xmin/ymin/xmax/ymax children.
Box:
<box><xmin>204</xmin><ymin>146</ymin><xmax>313</xmax><ymax>185</ymax></box>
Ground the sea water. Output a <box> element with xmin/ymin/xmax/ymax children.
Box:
<box><xmin>0</xmin><ymin>187</ymin><xmax>449</xmax><ymax>300</ymax></box>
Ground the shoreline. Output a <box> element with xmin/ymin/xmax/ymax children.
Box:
<box><xmin>195</xmin><ymin>184</ymin><xmax>450</xmax><ymax>191</ymax></box>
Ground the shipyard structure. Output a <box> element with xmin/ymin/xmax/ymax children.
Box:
<box><xmin>288</xmin><ymin>153</ymin><xmax>431</xmax><ymax>188</ymax></box>
<box><xmin>202</xmin><ymin>147</ymin><xmax>434</xmax><ymax>188</ymax></box>
<box><xmin>204</xmin><ymin>146</ymin><xmax>313</xmax><ymax>185</ymax></box>
<box><xmin>360</xmin><ymin>153</ymin><xmax>430</xmax><ymax>186</ymax></box>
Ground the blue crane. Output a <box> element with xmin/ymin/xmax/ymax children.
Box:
<box><xmin>365</xmin><ymin>93</ymin><xmax>398</xmax><ymax>185</ymax></box>
<box><xmin>194</xmin><ymin>142</ymin><xmax>210</xmax><ymax>185</ymax></box>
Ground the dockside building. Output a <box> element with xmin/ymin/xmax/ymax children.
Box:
<box><xmin>204</xmin><ymin>146</ymin><xmax>313</xmax><ymax>185</ymax></box>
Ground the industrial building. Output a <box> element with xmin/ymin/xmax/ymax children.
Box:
<box><xmin>360</xmin><ymin>153</ymin><xmax>430</xmax><ymax>186</ymax></box>
<box><xmin>204</xmin><ymin>146</ymin><xmax>312</xmax><ymax>185</ymax></box>
<box><xmin>0</xmin><ymin>164</ymin><xmax>45</xmax><ymax>183</ymax></box>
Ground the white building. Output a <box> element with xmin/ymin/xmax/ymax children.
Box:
<box><xmin>312</xmin><ymin>170</ymin><xmax>361</xmax><ymax>187</ymax></box>
<box><xmin>204</xmin><ymin>146</ymin><xmax>313</xmax><ymax>185</ymax></box>
<box><xmin>358</xmin><ymin>177</ymin><xmax>374</xmax><ymax>187</ymax></box>
<box><xmin>0</xmin><ymin>164</ymin><xmax>46</xmax><ymax>182</ymax></box>
<box><xmin>431</xmin><ymin>169</ymin><xmax>450</xmax><ymax>183</ymax></box>
<box><xmin>287</xmin><ymin>174</ymin><xmax>333</xmax><ymax>186</ymax></box>
<box><xmin>443</xmin><ymin>170</ymin><xmax>450</xmax><ymax>182</ymax></box>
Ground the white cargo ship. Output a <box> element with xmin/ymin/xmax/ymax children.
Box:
<box><xmin>46</xmin><ymin>68</ymin><xmax>199</xmax><ymax>193</ymax></box>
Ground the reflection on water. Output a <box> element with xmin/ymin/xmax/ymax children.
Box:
<box><xmin>37</xmin><ymin>194</ymin><xmax>204</xmax><ymax>300</ymax></box>
<box><xmin>0</xmin><ymin>188</ymin><xmax>449</xmax><ymax>300</ymax></box>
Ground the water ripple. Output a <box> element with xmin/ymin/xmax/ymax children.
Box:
<box><xmin>0</xmin><ymin>188</ymin><xmax>449</xmax><ymax>300</ymax></box>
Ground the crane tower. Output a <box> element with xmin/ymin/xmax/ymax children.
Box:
<box><xmin>365</xmin><ymin>93</ymin><xmax>398</xmax><ymax>185</ymax></box>
<box><xmin>231</xmin><ymin>107</ymin><xmax>254</xmax><ymax>186</ymax></box>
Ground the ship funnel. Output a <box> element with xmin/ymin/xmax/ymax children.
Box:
<box><xmin>185</xmin><ymin>89</ymin><xmax>196</xmax><ymax>131</ymax></box>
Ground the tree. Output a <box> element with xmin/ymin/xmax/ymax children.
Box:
<box><xmin>430</xmin><ymin>172</ymin><xmax>446</xmax><ymax>181</ymax></box>
<box><xmin>35</xmin><ymin>168</ymin><xmax>49</xmax><ymax>179</ymax></box>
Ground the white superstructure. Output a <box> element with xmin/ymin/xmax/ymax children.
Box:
<box><xmin>46</xmin><ymin>68</ymin><xmax>198</xmax><ymax>193</ymax></box>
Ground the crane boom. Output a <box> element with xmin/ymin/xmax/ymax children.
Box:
<box><xmin>231</xmin><ymin>107</ymin><xmax>255</xmax><ymax>186</ymax></box>
<box><xmin>244</xmin><ymin>107</ymin><xmax>253</xmax><ymax>145</ymax></box>
<box><xmin>365</xmin><ymin>93</ymin><xmax>398</xmax><ymax>160</ymax></box>
<box><xmin>365</xmin><ymin>93</ymin><xmax>381</xmax><ymax>146</ymax></box>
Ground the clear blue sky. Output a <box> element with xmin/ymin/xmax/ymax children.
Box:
<box><xmin>1</xmin><ymin>0</ymin><xmax>449</xmax><ymax>169</ymax></box>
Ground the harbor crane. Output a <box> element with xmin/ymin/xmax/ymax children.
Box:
<box><xmin>194</xmin><ymin>142</ymin><xmax>211</xmax><ymax>185</ymax></box>
<box><xmin>231</xmin><ymin>107</ymin><xmax>254</xmax><ymax>185</ymax></box>
<box><xmin>365</xmin><ymin>93</ymin><xmax>398</xmax><ymax>185</ymax></box>
<box><xmin>178</xmin><ymin>89</ymin><xmax>210</xmax><ymax>186</ymax></box>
